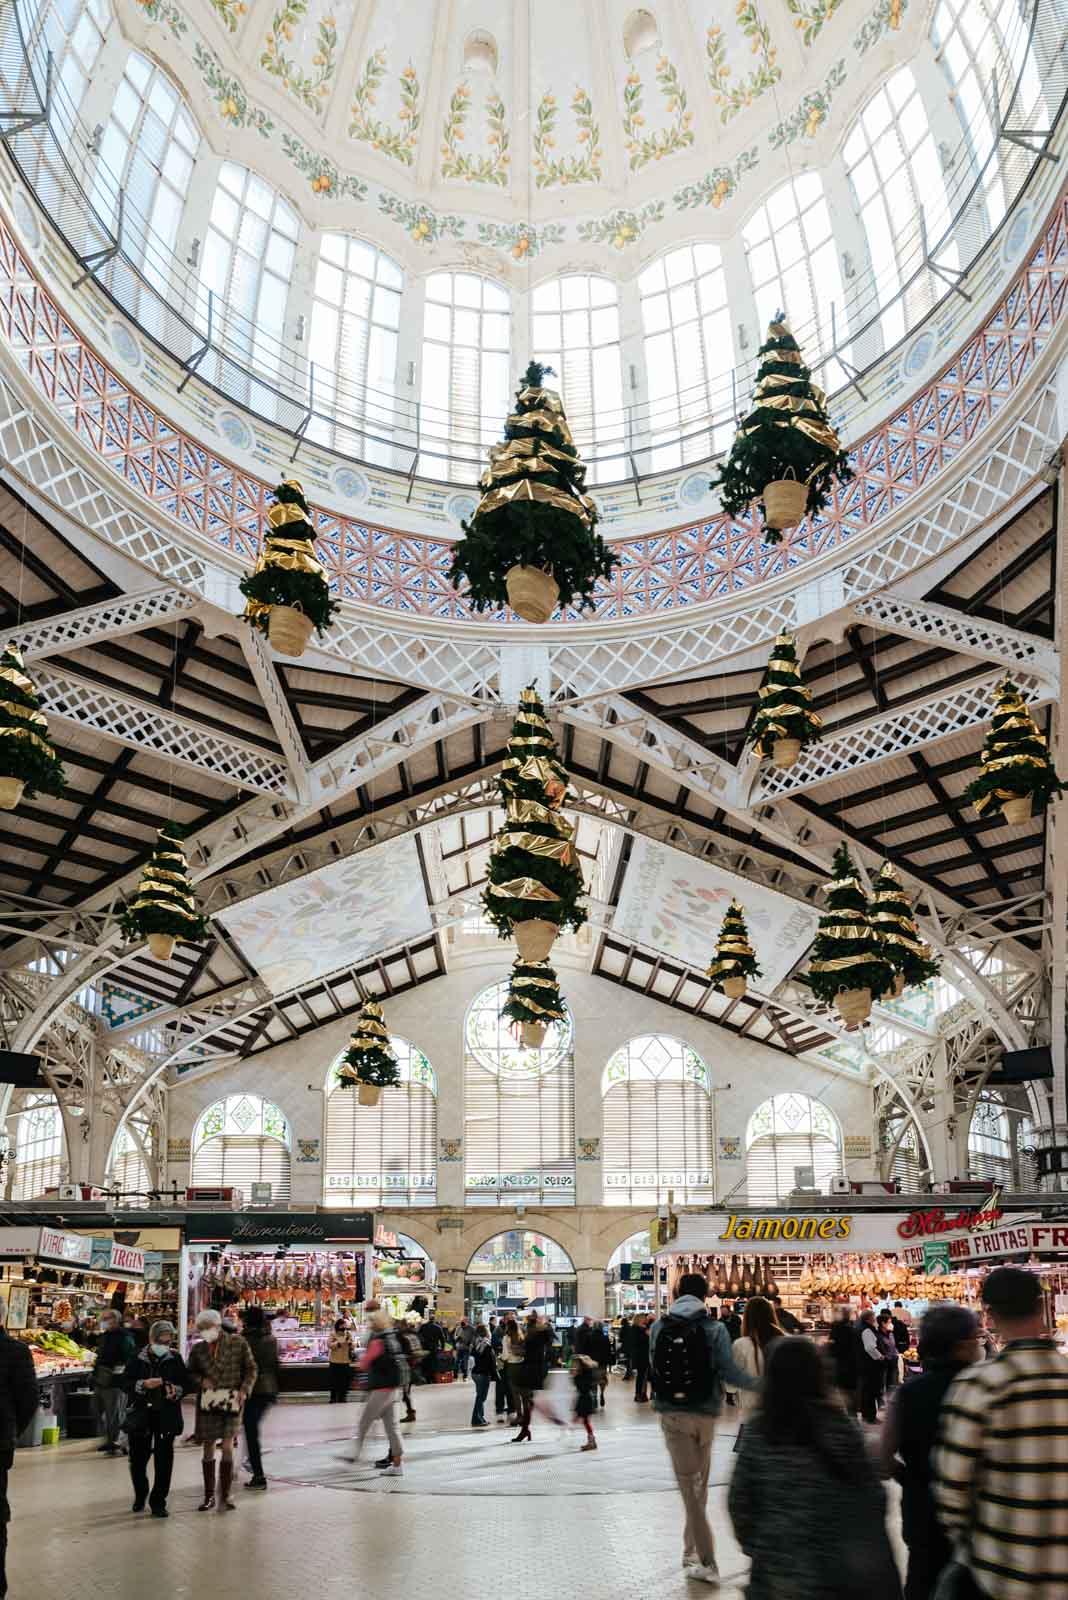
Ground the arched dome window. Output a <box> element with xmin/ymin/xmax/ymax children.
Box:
<box><xmin>601</xmin><ymin>1035</ymin><xmax>714</xmax><ymax>1205</ymax></box>
<box><xmin>420</xmin><ymin>271</ymin><xmax>511</xmax><ymax>481</ymax></box>
<box><xmin>201</xmin><ymin>163</ymin><xmax>299</xmax><ymax>402</ymax></box>
<box><xmin>323</xmin><ymin>1037</ymin><xmax>437</xmax><ymax>1208</ymax></box>
<box><xmin>844</xmin><ymin>66</ymin><xmax>956</xmax><ymax>351</ymax></box>
<box><xmin>24</xmin><ymin>0</ymin><xmax>110</xmax><ymax>116</ymax></box>
<box><xmin>531</xmin><ymin>274</ymin><xmax>623</xmax><ymax>466</ymax></box>
<box><xmin>967</xmin><ymin>1091</ymin><xmax>1012</xmax><ymax>1186</ymax></box>
<box><xmin>309</xmin><ymin>233</ymin><xmax>403</xmax><ymax>458</ymax></box>
<box><xmin>191</xmin><ymin>1094</ymin><xmax>290</xmax><ymax>1204</ymax></box>
<box><xmin>9</xmin><ymin>1093</ymin><xmax>64</xmax><ymax>1201</ymax></box>
<box><xmin>638</xmin><ymin>243</ymin><xmax>733</xmax><ymax>470</ymax></box>
<box><xmin>93</xmin><ymin>51</ymin><xmax>200</xmax><ymax>292</ymax></box>
<box><xmin>742</xmin><ymin>175</ymin><xmax>847</xmax><ymax>366</ymax></box>
<box><xmin>745</xmin><ymin>1093</ymin><xmax>843</xmax><ymax>1205</ymax></box>
<box><xmin>106</xmin><ymin>1121</ymin><xmax>152</xmax><ymax>1199</ymax></box>
<box><xmin>463</xmin><ymin>980</ymin><xmax>575</xmax><ymax>1207</ymax></box>
<box><xmin>878</xmin><ymin>1108</ymin><xmax>924</xmax><ymax>1192</ymax></box>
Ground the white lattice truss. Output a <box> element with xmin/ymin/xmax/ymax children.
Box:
<box><xmin>32</xmin><ymin>663</ymin><xmax>294</xmax><ymax>796</ymax></box>
<box><xmin>851</xmin><ymin>595</ymin><xmax>1059</xmax><ymax>680</ymax></box>
<box><xmin>752</xmin><ymin>669</ymin><xmax>1049</xmax><ymax>801</ymax></box>
<box><xmin>12</xmin><ymin>587</ymin><xmax>201</xmax><ymax>661</ymax></box>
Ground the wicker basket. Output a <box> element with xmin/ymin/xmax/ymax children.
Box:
<box><xmin>268</xmin><ymin>605</ymin><xmax>315</xmax><ymax>658</ymax></box>
<box><xmin>514</xmin><ymin>918</ymin><xmax>558</xmax><ymax>962</ymax></box>
<box><xmin>506</xmin><ymin>565</ymin><xmax>559</xmax><ymax>624</ymax></box>
<box><xmin>763</xmin><ymin>478</ymin><xmax>809</xmax><ymax>531</ymax></box>
<box><xmin>721</xmin><ymin>976</ymin><xmax>747</xmax><ymax>1000</ymax></box>
<box><xmin>520</xmin><ymin>1021</ymin><xmax>548</xmax><ymax>1049</ymax></box>
<box><xmin>0</xmin><ymin>777</ymin><xmax>24</xmax><ymax>811</ymax></box>
<box><xmin>1001</xmin><ymin>795</ymin><xmax>1032</xmax><ymax>825</ymax></box>
<box><xmin>892</xmin><ymin>972</ymin><xmax>906</xmax><ymax>999</ymax></box>
<box><xmin>835</xmin><ymin>987</ymin><xmax>872</xmax><ymax>1026</ymax></box>
<box><xmin>147</xmin><ymin>932</ymin><xmax>176</xmax><ymax>962</ymax></box>
<box><xmin>357</xmin><ymin>1083</ymin><xmax>382</xmax><ymax>1107</ymax></box>
<box><xmin>771</xmin><ymin>738</ymin><xmax>802</xmax><ymax>770</ymax></box>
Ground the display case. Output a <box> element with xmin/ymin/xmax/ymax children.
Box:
<box><xmin>275</xmin><ymin>1330</ymin><xmax>331</xmax><ymax>1366</ymax></box>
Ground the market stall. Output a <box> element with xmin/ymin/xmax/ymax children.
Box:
<box><xmin>372</xmin><ymin>1229</ymin><xmax>436</xmax><ymax>1322</ymax></box>
<box><xmin>0</xmin><ymin>1225</ymin><xmax>147</xmax><ymax>1441</ymax></box>
<box><xmin>181</xmin><ymin>1211</ymin><xmax>374</xmax><ymax>1393</ymax></box>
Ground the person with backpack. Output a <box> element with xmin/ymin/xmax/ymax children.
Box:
<box><xmin>650</xmin><ymin>1271</ymin><xmax>758</xmax><ymax>1585</ymax></box>
<box><xmin>348</xmin><ymin>1305</ymin><xmax>407</xmax><ymax>1476</ymax></box>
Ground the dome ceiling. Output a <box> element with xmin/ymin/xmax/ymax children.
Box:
<box><xmin>124</xmin><ymin>0</ymin><xmax>924</xmax><ymax>267</ymax></box>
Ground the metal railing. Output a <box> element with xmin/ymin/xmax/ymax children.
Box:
<box><xmin>0</xmin><ymin>0</ymin><xmax>1064</xmax><ymax>489</ymax></box>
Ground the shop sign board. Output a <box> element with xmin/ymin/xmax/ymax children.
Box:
<box><xmin>37</xmin><ymin>1227</ymin><xmax>93</xmax><ymax>1267</ymax></box>
<box><xmin>672</xmin><ymin>1210</ymin><xmax>1064</xmax><ymax>1258</ymax></box>
<box><xmin>620</xmin><ymin>1262</ymin><xmax>655</xmax><ymax>1283</ymax></box>
<box><xmin>108</xmin><ymin>1241</ymin><xmax>145</xmax><ymax>1277</ymax></box>
<box><xmin>897</xmin><ymin>1193</ymin><xmax>1003</xmax><ymax>1240</ymax></box>
<box><xmin>183</xmin><ymin>1212</ymin><xmax>374</xmax><ymax>1244</ymax></box>
<box><xmin>922</xmin><ymin>1240</ymin><xmax>952</xmax><ymax>1276</ymax></box>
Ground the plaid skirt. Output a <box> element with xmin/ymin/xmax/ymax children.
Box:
<box><xmin>194</xmin><ymin>1399</ymin><xmax>241</xmax><ymax>1443</ymax></box>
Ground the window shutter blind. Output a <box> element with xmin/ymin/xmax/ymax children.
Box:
<box><xmin>602</xmin><ymin>1081</ymin><xmax>714</xmax><ymax>1205</ymax></box>
<box><xmin>464</xmin><ymin>1057</ymin><xmax>575</xmax><ymax>1206</ymax></box>
<box><xmin>191</xmin><ymin>1136</ymin><xmax>291</xmax><ymax>1203</ymax></box>
<box><xmin>746</xmin><ymin>1134</ymin><xmax>842</xmax><ymax>1205</ymax></box>
<box><xmin>323</xmin><ymin>1084</ymin><xmax>436</xmax><ymax>1207</ymax></box>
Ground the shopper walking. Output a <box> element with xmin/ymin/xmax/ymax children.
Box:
<box><xmin>421</xmin><ymin>1311</ymin><xmax>446</xmax><ymax>1386</ymax></box>
<box><xmin>502</xmin><ymin>1315</ymin><xmax>523</xmax><ymax>1426</ymax></box>
<box><xmin>396</xmin><ymin>1317</ymin><xmax>424</xmax><ymax>1423</ymax></box>
<box><xmin>187</xmin><ymin>1307</ymin><xmax>257</xmax><ymax>1512</ymax></box>
<box><xmin>934</xmin><ymin>1265</ymin><xmax>1068</xmax><ymax>1599</ymax></box>
<box><xmin>327</xmin><ymin>1317</ymin><xmax>354</xmax><ymax>1404</ymax></box>
<box><xmin>121</xmin><ymin>1320</ymin><xmax>191</xmax><ymax>1518</ymax></box>
<box><xmin>94</xmin><ymin>1308</ymin><xmax>136</xmax><ymax>1456</ymax></box>
<box><xmin>589</xmin><ymin>1319</ymin><xmax>613</xmax><ymax>1408</ymax></box>
<box><xmin>729</xmin><ymin>1336</ymin><xmax>902</xmax><ymax>1600</ymax></box>
<box><xmin>827</xmin><ymin>1305</ymin><xmax>860</xmax><ymax>1415</ymax></box>
<box><xmin>632</xmin><ymin>1313</ymin><xmax>651</xmax><ymax>1402</ymax></box>
<box><xmin>452</xmin><ymin>1317</ymin><xmax>475</xmax><ymax>1381</ymax></box>
<box><xmin>572</xmin><ymin>1352</ymin><xmax>599</xmax><ymax>1451</ymax></box>
<box><xmin>350</xmin><ymin>1307</ymin><xmax>406</xmax><ymax>1476</ymax></box>
<box><xmin>470</xmin><ymin>1324</ymin><xmax>496</xmax><ymax>1428</ymax></box>
<box><xmin>731</xmin><ymin>1296</ymin><xmax>784</xmax><ymax>1437</ymax></box>
<box><xmin>877</xmin><ymin>1308</ymin><xmax>901</xmax><ymax>1394</ymax></box>
<box><xmin>489</xmin><ymin>1315</ymin><xmax>509</xmax><ymax>1418</ymax></box>
<box><xmin>0</xmin><ymin>1296</ymin><xmax>41</xmax><ymax>1595</ymax></box>
<box><xmin>857</xmin><ymin>1308</ymin><xmax>885</xmax><ymax>1424</ymax></box>
<box><xmin>619</xmin><ymin>1314</ymin><xmax>634</xmax><ymax>1379</ymax></box>
<box><xmin>880</xmin><ymin>1304</ymin><xmax>980</xmax><ymax>1600</ymax></box>
<box><xmin>650</xmin><ymin>1271</ymin><xmax>757</xmax><ymax>1585</ymax></box>
<box><xmin>240</xmin><ymin>1305</ymin><xmax>279</xmax><ymax>1490</ymax></box>
<box><xmin>511</xmin><ymin>1311</ymin><xmax>552</xmax><ymax>1443</ymax></box>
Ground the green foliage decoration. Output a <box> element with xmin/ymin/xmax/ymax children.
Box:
<box><xmin>500</xmin><ymin>958</ymin><xmax>567</xmax><ymax>1030</ymax></box>
<box><xmin>240</xmin><ymin>480</ymin><xmax>339</xmax><ymax>638</ymax></box>
<box><xmin>336</xmin><ymin>999</ymin><xmax>401</xmax><ymax>1089</ymax></box>
<box><xmin>0</xmin><ymin>646</ymin><xmax>65</xmax><ymax>799</ymax></box>
<box><xmin>118</xmin><ymin>824</ymin><xmax>210</xmax><ymax>946</ymax></box>
<box><xmin>705</xmin><ymin>898</ymin><xmax>763</xmax><ymax>989</ymax></box>
<box><xmin>806</xmin><ymin>843</ymin><xmax>893</xmax><ymax>1008</ymax></box>
<box><xmin>747</xmin><ymin>631</ymin><xmax>823</xmax><ymax>757</ymax></box>
<box><xmin>448</xmin><ymin>362</ymin><xmax>619</xmax><ymax>615</ymax></box>
<box><xmin>712</xmin><ymin>318</ymin><xmax>853</xmax><ymax>544</ymax></box>
<box><xmin>869</xmin><ymin>862</ymin><xmax>940</xmax><ymax>990</ymax></box>
<box><xmin>964</xmin><ymin>680</ymin><xmax>1064</xmax><ymax>820</ymax></box>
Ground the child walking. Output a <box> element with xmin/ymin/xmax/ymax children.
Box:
<box><xmin>572</xmin><ymin>1353</ymin><xmax>599</xmax><ymax>1452</ymax></box>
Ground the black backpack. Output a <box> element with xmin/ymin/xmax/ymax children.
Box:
<box><xmin>651</xmin><ymin>1315</ymin><xmax>717</xmax><ymax>1407</ymax></box>
<box><xmin>369</xmin><ymin>1330</ymin><xmax>407</xmax><ymax>1390</ymax></box>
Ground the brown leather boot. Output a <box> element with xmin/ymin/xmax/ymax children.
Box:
<box><xmin>197</xmin><ymin>1460</ymin><xmax>216</xmax><ymax>1511</ymax></box>
<box><xmin>218</xmin><ymin>1457</ymin><xmax>236</xmax><ymax>1510</ymax></box>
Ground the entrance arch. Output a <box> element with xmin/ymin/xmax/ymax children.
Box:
<box><xmin>464</xmin><ymin>1229</ymin><xmax>577</xmax><ymax>1323</ymax></box>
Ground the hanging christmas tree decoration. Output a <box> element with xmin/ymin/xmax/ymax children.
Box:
<box><xmin>119</xmin><ymin>824</ymin><xmax>210</xmax><ymax>963</ymax></box>
<box><xmin>336</xmin><ymin>999</ymin><xmax>400</xmax><ymax>1106</ymax></box>
<box><xmin>712</xmin><ymin>317</ymin><xmax>853</xmax><ymax>545</ymax></box>
<box><xmin>806</xmin><ymin>844</ymin><xmax>894</xmax><ymax>1028</ymax></box>
<box><xmin>965</xmin><ymin>679</ymin><xmax>1063</xmax><ymax>826</ymax></box>
<box><xmin>705</xmin><ymin>898</ymin><xmax>763</xmax><ymax>1000</ymax></box>
<box><xmin>483</xmin><ymin>684</ymin><xmax>587</xmax><ymax>962</ymax></box>
<box><xmin>747</xmin><ymin>631</ymin><xmax>823</xmax><ymax>770</ymax></box>
<box><xmin>0</xmin><ymin>645</ymin><xmax>65</xmax><ymax>811</ymax></box>
<box><xmin>501</xmin><ymin>956</ymin><xmax>567</xmax><ymax>1049</ymax></box>
<box><xmin>448</xmin><ymin>361</ymin><xmax>619</xmax><ymax>623</ymax></box>
<box><xmin>869</xmin><ymin>861</ymin><xmax>940</xmax><ymax>998</ymax></box>
<box><xmin>240</xmin><ymin>479</ymin><xmax>339</xmax><ymax>658</ymax></box>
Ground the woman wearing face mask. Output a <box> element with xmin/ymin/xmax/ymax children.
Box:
<box><xmin>121</xmin><ymin>1321</ymin><xmax>192</xmax><ymax>1518</ymax></box>
<box><xmin>187</xmin><ymin>1308</ymin><xmax>257</xmax><ymax>1511</ymax></box>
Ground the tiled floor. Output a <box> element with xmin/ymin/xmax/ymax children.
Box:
<box><xmin>9</xmin><ymin>1381</ymin><xmax>904</xmax><ymax>1598</ymax></box>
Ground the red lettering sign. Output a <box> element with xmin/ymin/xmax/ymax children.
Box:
<box><xmin>896</xmin><ymin>1201</ymin><xmax>1004</xmax><ymax>1240</ymax></box>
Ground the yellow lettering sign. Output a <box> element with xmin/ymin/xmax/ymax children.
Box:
<box><xmin>718</xmin><ymin>1213</ymin><xmax>854</xmax><ymax>1243</ymax></box>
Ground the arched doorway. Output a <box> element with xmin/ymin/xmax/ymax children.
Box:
<box><xmin>605</xmin><ymin>1230</ymin><xmax>656</xmax><ymax>1319</ymax></box>
<box><xmin>372</xmin><ymin>1228</ymin><xmax>436</xmax><ymax>1322</ymax></box>
<box><xmin>464</xmin><ymin>1230</ymin><xmax>577</xmax><ymax>1323</ymax></box>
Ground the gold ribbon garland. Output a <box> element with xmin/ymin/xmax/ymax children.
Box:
<box><xmin>484</xmin><ymin>877</ymin><xmax>561</xmax><ymax>904</ymax></box>
<box><xmin>492</xmin><ymin>829</ymin><xmax>577</xmax><ymax>866</ymax></box>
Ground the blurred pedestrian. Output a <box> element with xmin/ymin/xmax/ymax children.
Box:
<box><xmin>769</xmin><ymin>1294</ymin><xmax>802</xmax><ymax>1335</ymax></box>
<box><xmin>827</xmin><ymin>1305</ymin><xmax>859</xmax><ymax>1414</ymax></box>
<box><xmin>588</xmin><ymin>1318</ymin><xmax>613</xmax><ymax>1407</ymax></box>
<box><xmin>502</xmin><ymin>1315</ymin><xmax>523</xmax><ymax>1426</ymax></box>
<box><xmin>240</xmin><ymin>1305</ymin><xmax>279</xmax><ymax>1490</ymax></box>
<box><xmin>572</xmin><ymin>1352</ymin><xmax>599</xmax><ymax>1451</ymax></box>
<box><xmin>858</xmin><ymin>1309</ymin><xmax>885</xmax><ymax>1424</ymax></box>
<box><xmin>350</xmin><ymin>1306</ymin><xmax>405</xmax><ymax>1477</ymax></box>
<box><xmin>731</xmin><ymin>1296</ymin><xmax>783</xmax><ymax>1436</ymax></box>
<box><xmin>452</xmin><ymin>1317</ymin><xmax>475</xmax><ymax>1381</ymax></box>
<box><xmin>0</xmin><ymin>1296</ymin><xmax>43</xmax><ymax>1590</ymax></box>
<box><xmin>877</xmin><ymin>1309</ymin><xmax>901</xmax><ymax>1394</ymax></box>
<box><xmin>470</xmin><ymin>1324</ymin><xmax>496</xmax><ymax>1428</ymax></box>
<box><xmin>94</xmin><ymin>1308</ymin><xmax>135</xmax><ymax>1456</ymax></box>
<box><xmin>632</xmin><ymin>1313</ymin><xmax>651</xmax><ymax>1402</ymax></box>
<box><xmin>511</xmin><ymin>1311</ymin><xmax>551</xmax><ymax>1443</ymax></box>
<box><xmin>619</xmin><ymin>1314</ymin><xmax>634</xmax><ymax>1379</ymax></box>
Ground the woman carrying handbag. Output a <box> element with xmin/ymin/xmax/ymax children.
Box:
<box><xmin>187</xmin><ymin>1307</ymin><xmax>257</xmax><ymax>1512</ymax></box>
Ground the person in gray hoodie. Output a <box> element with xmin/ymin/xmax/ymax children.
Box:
<box><xmin>650</xmin><ymin>1271</ymin><xmax>759</xmax><ymax>1586</ymax></box>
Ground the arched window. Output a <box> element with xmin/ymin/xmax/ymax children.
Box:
<box><xmin>309</xmin><ymin>233</ymin><xmax>403</xmax><ymax>457</ymax></box>
<box><xmin>531</xmin><ymin>275</ymin><xmax>623</xmax><ymax>470</ymax></box>
<box><xmin>94</xmin><ymin>52</ymin><xmax>200</xmax><ymax>293</ymax></box>
<box><xmin>742</xmin><ymin>175</ymin><xmax>847</xmax><ymax>364</ymax></box>
<box><xmin>601</xmin><ymin>1035</ymin><xmax>714</xmax><ymax>1205</ymax></box>
<box><xmin>745</xmin><ymin>1093</ymin><xmax>843</xmax><ymax>1205</ymax></box>
<box><xmin>844</xmin><ymin>67</ymin><xmax>956</xmax><ymax>351</ymax></box>
<box><xmin>638</xmin><ymin>243</ymin><xmax>732</xmax><ymax>470</ymax></box>
<box><xmin>9</xmin><ymin>1094</ymin><xmax>64</xmax><ymax>1200</ymax></box>
<box><xmin>879</xmin><ymin>1109</ymin><xmax>924</xmax><ymax>1192</ymax></box>
<box><xmin>464</xmin><ymin>980</ymin><xmax>575</xmax><ymax>1206</ymax></box>
<box><xmin>191</xmin><ymin>1095</ymin><xmax>291</xmax><ymax>1203</ymax></box>
<box><xmin>967</xmin><ymin>1092</ymin><xmax>1013</xmax><ymax>1186</ymax></box>
<box><xmin>201</xmin><ymin>163</ymin><xmax>299</xmax><ymax>401</ymax></box>
<box><xmin>323</xmin><ymin>1038</ymin><xmax>437</xmax><ymax>1208</ymax></box>
<box><xmin>24</xmin><ymin>0</ymin><xmax>110</xmax><ymax>116</ymax></box>
<box><xmin>420</xmin><ymin>271</ymin><xmax>511</xmax><ymax>480</ymax></box>
<box><xmin>107</xmin><ymin>1122</ymin><xmax>152</xmax><ymax>1198</ymax></box>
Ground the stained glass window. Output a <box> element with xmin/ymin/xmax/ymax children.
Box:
<box><xmin>602</xmin><ymin>1035</ymin><xmax>715</xmax><ymax>1205</ymax></box>
<box><xmin>9</xmin><ymin>1094</ymin><xmax>64</xmax><ymax>1201</ymax></box>
<box><xmin>745</xmin><ymin>1093</ymin><xmax>842</xmax><ymax>1205</ymax></box>
<box><xmin>191</xmin><ymin>1095</ymin><xmax>290</xmax><ymax>1203</ymax></box>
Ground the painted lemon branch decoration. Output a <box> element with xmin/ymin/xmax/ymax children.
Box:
<box><xmin>441</xmin><ymin>82</ymin><xmax>510</xmax><ymax>186</ymax></box>
<box><xmin>706</xmin><ymin>2</ymin><xmax>781</xmax><ymax>123</ymax></box>
<box><xmin>349</xmin><ymin>48</ymin><xmax>421</xmax><ymax>166</ymax></box>
<box><xmin>786</xmin><ymin>0</ymin><xmax>845</xmax><ymax>48</ymax></box>
<box><xmin>622</xmin><ymin>54</ymin><xmax>695</xmax><ymax>170</ymax></box>
<box><xmin>261</xmin><ymin>0</ymin><xmax>338</xmax><ymax>116</ymax></box>
<box><xmin>533</xmin><ymin>87</ymin><xmax>602</xmax><ymax>188</ymax></box>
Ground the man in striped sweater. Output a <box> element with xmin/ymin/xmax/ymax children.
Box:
<box><xmin>933</xmin><ymin>1265</ymin><xmax>1068</xmax><ymax>1599</ymax></box>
